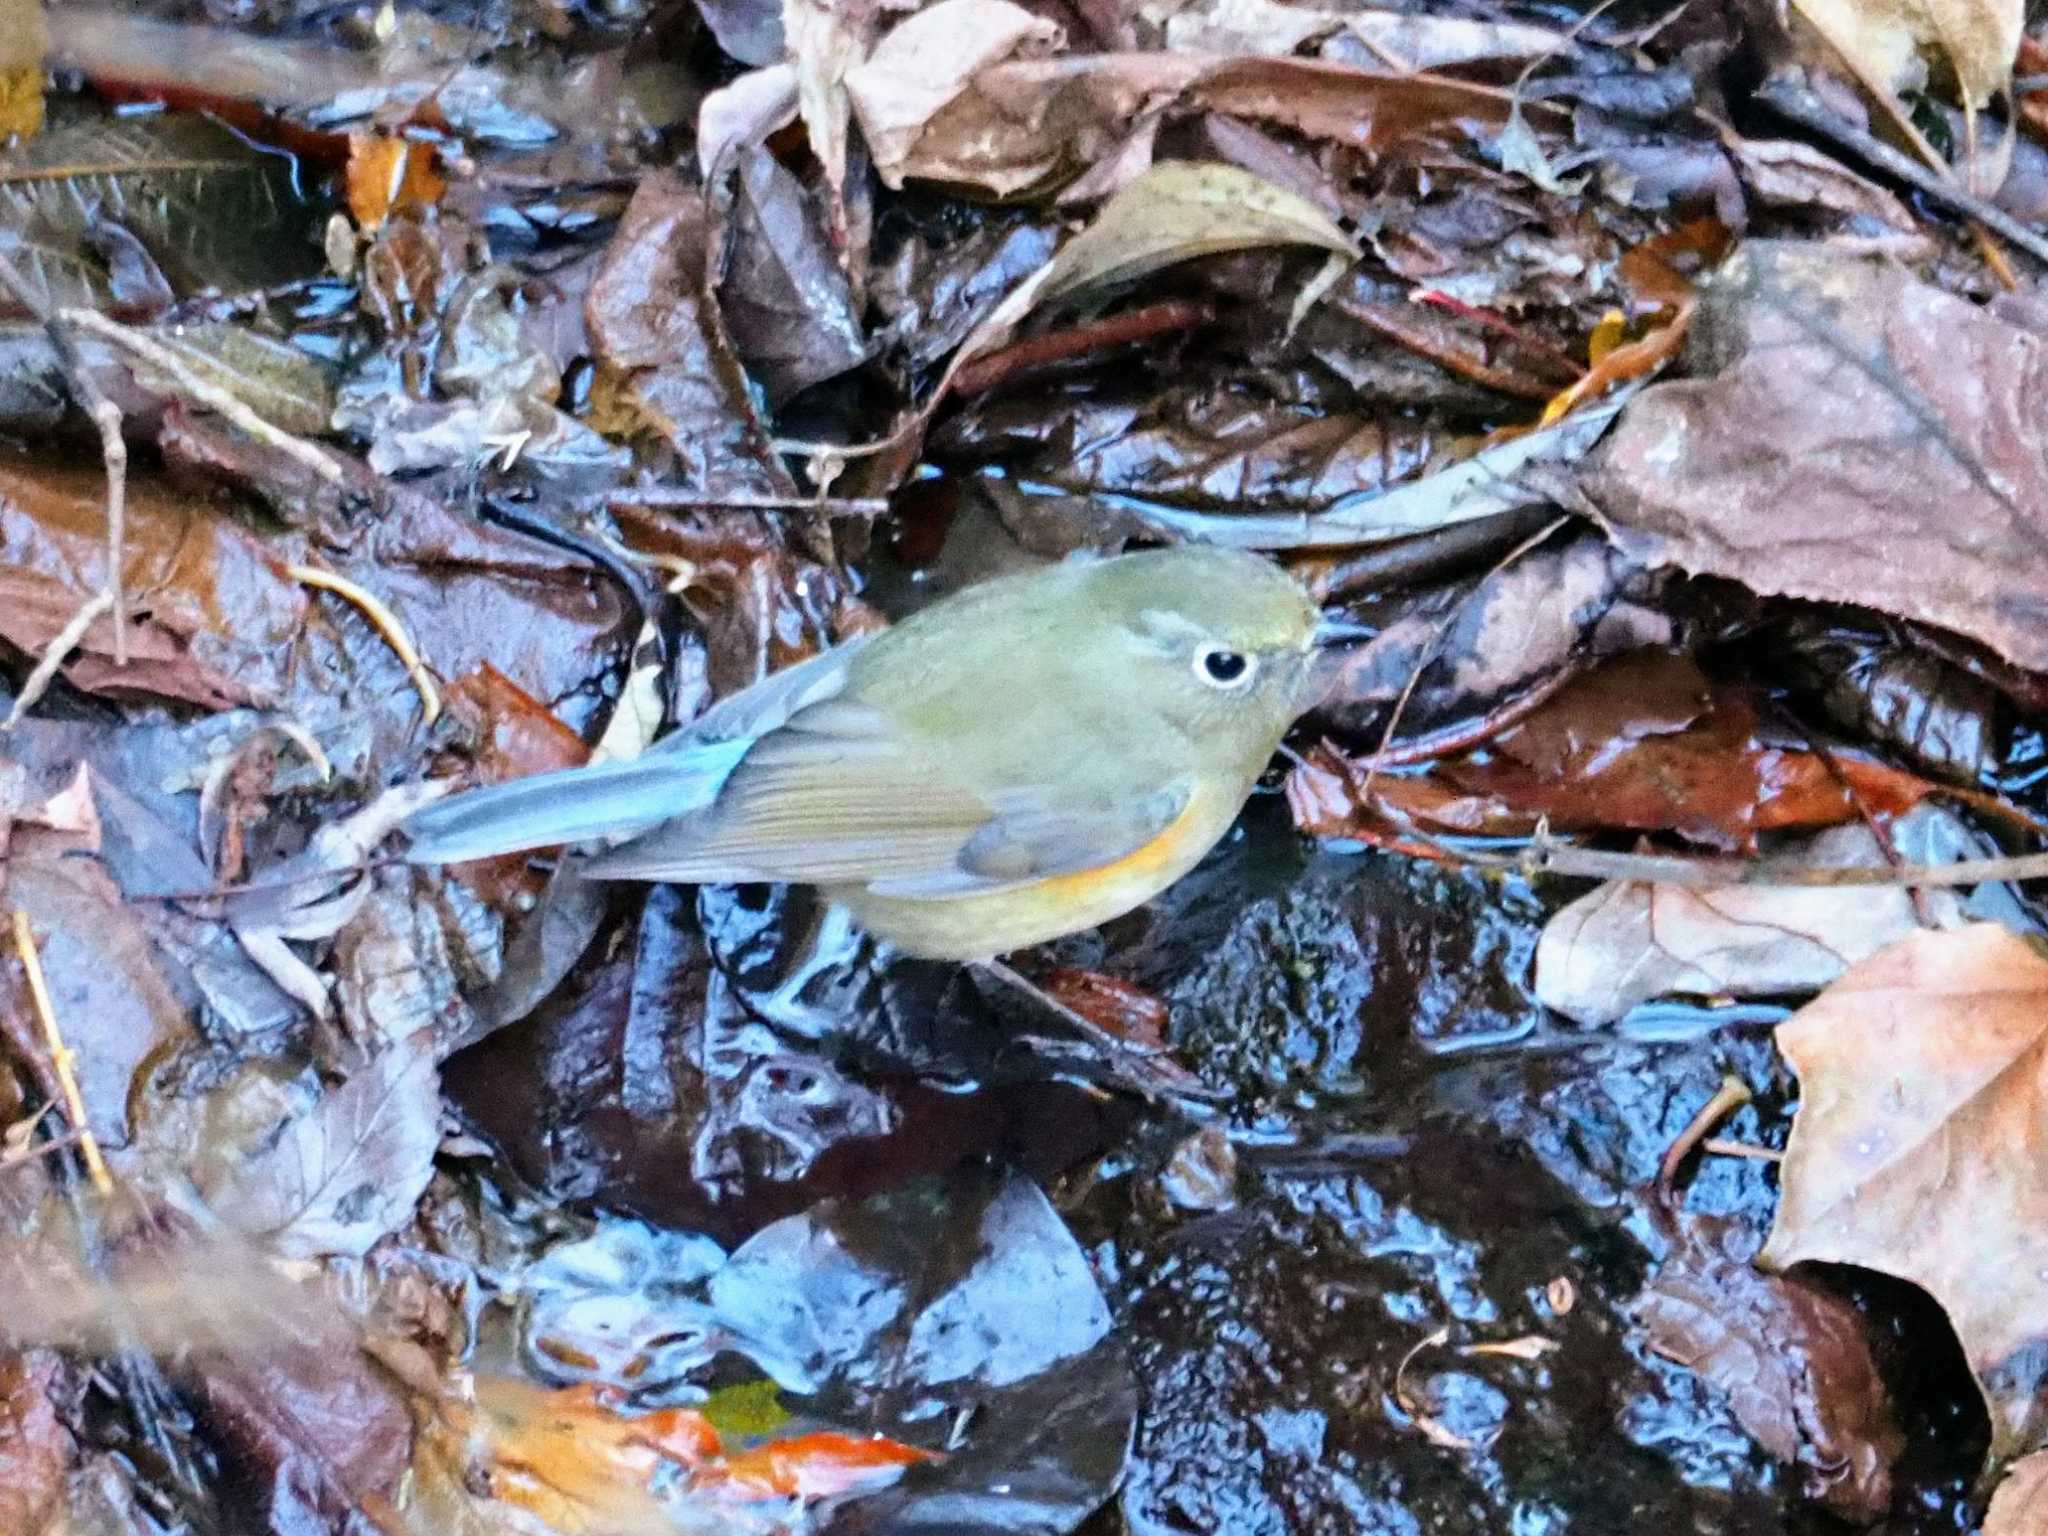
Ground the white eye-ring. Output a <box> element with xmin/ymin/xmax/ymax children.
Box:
<box><xmin>1194</xmin><ymin>646</ymin><xmax>1256</xmax><ymax>689</ymax></box>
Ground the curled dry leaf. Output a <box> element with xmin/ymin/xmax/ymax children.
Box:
<box><xmin>1760</xmin><ymin>923</ymin><xmax>2048</xmax><ymax>1457</ymax></box>
<box><xmin>1591</xmin><ymin>243</ymin><xmax>2048</xmax><ymax>674</ymax></box>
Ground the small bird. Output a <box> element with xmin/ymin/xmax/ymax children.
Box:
<box><xmin>401</xmin><ymin>546</ymin><xmax>1325</xmax><ymax>959</ymax></box>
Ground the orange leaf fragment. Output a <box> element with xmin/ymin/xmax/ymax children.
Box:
<box><xmin>695</xmin><ymin>1431</ymin><xmax>939</xmax><ymax>1502</ymax></box>
<box><xmin>476</xmin><ymin>1377</ymin><xmax>723</xmax><ymax>1529</ymax></box>
<box><xmin>345</xmin><ymin>132</ymin><xmax>446</xmax><ymax>229</ymax></box>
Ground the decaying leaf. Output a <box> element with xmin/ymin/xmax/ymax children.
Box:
<box><xmin>586</xmin><ymin>171</ymin><xmax>796</xmax><ymax>496</ymax></box>
<box><xmin>721</xmin><ymin>148</ymin><xmax>870</xmax><ymax>403</ymax></box>
<box><xmin>1760</xmin><ymin>923</ymin><xmax>2048</xmax><ymax>1456</ymax></box>
<box><xmin>203</xmin><ymin>1033</ymin><xmax>441</xmax><ymax>1260</ymax></box>
<box><xmin>0</xmin><ymin>110</ymin><xmax>315</xmax><ymax>315</ymax></box>
<box><xmin>0</xmin><ymin>461</ymin><xmax>306</xmax><ymax>712</ymax></box>
<box><xmin>1296</xmin><ymin>651</ymin><xmax>1934</xmax><ymax>852</ymax></box>
<box><xmin>1639</xmin><ymin>1213</ymin><xmax>1902</xmax><ymax>1520</ymax></box>
<box><xmin>1591</xmin><ymin>243</ymin><xmax>2048</xmax><ymax>674</ymax></box>
<box><xmin>848</xmin><ymin>1</ymin><xmax>1538</xmax><ymax>196</ymax></box>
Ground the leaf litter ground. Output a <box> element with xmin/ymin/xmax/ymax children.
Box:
<box><xmin>3</xmin><ymin>0</ymin><xmax>2048</xmax><ymax>1531</ymax></box>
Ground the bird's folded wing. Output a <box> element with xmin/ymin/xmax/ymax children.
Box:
<box><xmin>580</xmin><ymin>707</ymin><xmax>1194</xmax><ymax>894</ymax></box>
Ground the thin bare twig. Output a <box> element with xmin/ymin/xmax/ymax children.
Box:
<box><xmin>1702</xmin><ymin>1138</ymin><xmax>1783</xmax><ymax>1163</ymax></box>
<box><xmin>2</xmin><ymin>589</ymin><xmax>114</xmax><ymax>730</ymax></box>
<box><xmin>1756</xmin><ymin>78</ymin><xmax>2048</xmax><ymax>268</ymax></box>
<box><xmin>287</xmin><ymin>565</ymin><xmax>441</xmax><ymax>724</ymax></box>
<box><xmin>11</xmin><ymin>910</ymin><xmax>113</xmax><ymax>1197</ymax></box>
<box><xmin>1358</xmin><ymin>517</ymin><xmax>1568</xmax><ymax>810</ymax></box>
<box><xmin>58</xmin><ymin>307</ymin><xmax>350</xmax><ymax>488</ymax></box>
<box><xmin>600</xmin><ymin>489</ymin><xmax>890</xmax><ymax>516</ymax></box>
<box><xmin>1510</xmin><ymin>826</ymin><xmax>2048</xmax><ymax>888</ymax></box>
<box><xmin>1657</xmin><ymin>1073</ymin><xmax>1751</xmax><ymax>1204</ymax></box>
<box><xmin>0</xmin><ymin>254</ymin><xmax>130</xmax><ymax>665</ymax></box>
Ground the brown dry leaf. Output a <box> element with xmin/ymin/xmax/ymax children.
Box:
<box><xmin>1788</xmin><ymin>0</ymin><xmax>2019</xmax><ymax>107</ymax></box>
<box><xmin>1590</xmin><ymin>242</ymin><xmax>2048</xmax><ymax>675</ymax></box>
<box><xmin>585</xmin><ymin>171</ymin><xmax>795</xmax><ymax>496</ymax></box>
<box><xmin>0</xmin><ymin>1352</ymin><xmax>71</xmax><ymax>1536</ymax></box>
<box><xmin>0</xmin><ymin>462</ymin><xmax>305</xmax><ymax>711</ymax></box>
<box><xmin>1640</xmin><ymin>1213</ymin><xmax>1902</xmax><ymax>1520</ymax></box>
<box><xmin>1534</xmin><ymin>819</ymin><xmax>1964</xmax><ymax>1027</ymax></box>
<box><xmin>1760</xmin><ymin>923</ymin><xmax>2048</xmax><ymax>1456</ymax></box>
<box><xmin>844</xmin><ymin>0</ymin><xmax>1065</xmax><ymax>191</ymax></box>
<box><xmin>850</xmin><ymin>5</ymin><xmax>1534</xmax><ymax>196</ymax></box>
<box><xmin>1986</xmin><ymin>1449</ymin><xmax>2048</xmax><ymax>1535</ymax></box>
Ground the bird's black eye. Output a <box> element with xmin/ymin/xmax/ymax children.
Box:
<box><xmin>1196</xmin><ymin>648</ymin><xmax>1253</xmax><ymax>688</ymax></box>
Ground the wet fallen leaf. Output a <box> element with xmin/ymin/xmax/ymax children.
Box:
<box><xmin>1297</xmin><ymin>651</ymin><xmax>1935</xmax><ymax>851</ymax></box>
<box><xmin>0</xmin><ymin>109</ymin><xmax>314</xmax><ymax>316</ymax></box>
<box><xmin>202</xmin><ymin>1032</ymin><xmax>441</xmax><ymax>1260</ymax></box>
<box><xmin>2</xmin><ymin>853</ymin><xmax>195</xmax><ymax>1150</ymax></box>
<box><xmin>1760</xmin><ymin>923</ymin><xmax>2048</xmax><ymax>1456</ymax></box>
<box><xmin>1640</xmin><ymin>1212</ymin><xmax>1902</xmax><ymax>1519</ymax></box>
<box><xmin>1591</xmin><ymin>243</ymin><xmax>2048</xmax><ymax>674</ymax></box>
<box><xmin>721</xmin><ymin>148</ymin><xmax>870</xmax><ymax>404</ymax></box>
<box><xmin>1535</xmin><ymin>818</ymin><xmax>1965</xmax><ymax>1027</ymax></box>
<box><xmin>0</xmin><ymin>461</ymin><xmax>305</xmax><ymax>712</ymax></box>
<box><xmin>586</xmin><ymin>171</ymin><xmax>795</xmax><ymax>496</ymax></box>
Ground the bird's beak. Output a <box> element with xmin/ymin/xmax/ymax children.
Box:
<box><xmin>1312</xmin><ymin>612</ymin><xmax>1374</xmax><ymax>648</ymax></box>
<box><xmin>1297</xmin><ymin>612</ymin><xmax>1373</xmax><ymax>709</ymax></box>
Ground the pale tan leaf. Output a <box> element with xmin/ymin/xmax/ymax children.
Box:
<box><xmin>1986</xmin><ymin>1450</ymin><xmax>2048</xmax><ymax>1536</ymax></box>
<box><xmin>1789</xmin><ymin>0</ymin><xmax>2020</xmax><ymax>106</ymax></box>
<box><xmin>1035</xmin><ymin>158</ymin><xmax>1356</xmax><ymax>310</ymax></box>
<box><xmin>1534</xmin><ymin>821</ymin><xmax>1964</xmax><ymax>1027</ymax></box>
<box><xmin>845</xmin><ymin>0</ymin><xmax>1066</xmax><ymax>191</ymax></box>
<box><xmin>1760</xmin><ymin>923</ymin><xmax>2048</xmax><ymax>1456</ymax></box>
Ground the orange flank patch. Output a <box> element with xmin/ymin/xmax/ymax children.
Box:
<box><xmin>1031</xmin><ymin>790</ymin><xmax>1210</xmax><ymax>906</ymax></box>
